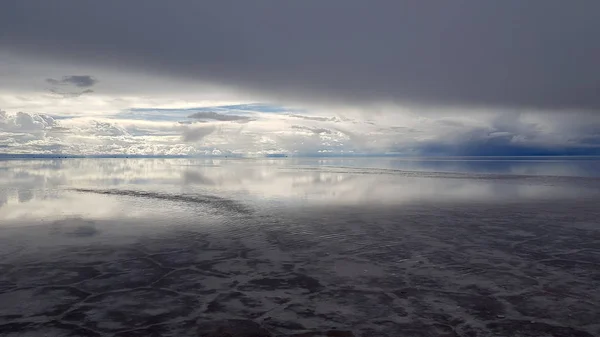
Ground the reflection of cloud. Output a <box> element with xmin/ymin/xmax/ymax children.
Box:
<box><xmin>183</xmin><ymin>170</ymin><xmax>215</xmax><ymax>185</ymax></box>
<box><xmin>0</xmin><ymin>191</ymin><xmax>7</xmax><ymax>209</ymax></box>
<box><xmin>50</xmin><ymin>217</ymin><xmax>99</xmax><ymax>237</ymax></box>
<box><xmin>17</xmin><ymin>189</ymin><xmax>34</xmax><ymax>203</ymax></box>
<box><xmin>0</xmin><ymin>162</ymin><xmax>66</xmax><ymax>209</ymax></box>
<box><xmin>2</xmin><ymin>158</ymin><xmax>599</xmax><ymax>224</ymax></box>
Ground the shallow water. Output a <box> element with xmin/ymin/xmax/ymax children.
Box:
<box><xmin>0</xmin><ymin>158</ymin><xmax>599</xmax><ymax>336</ymax></box>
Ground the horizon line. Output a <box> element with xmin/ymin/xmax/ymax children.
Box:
<box><xmin>1</xmin><ymin>153</ymin><xmax>599</xmax><ymax>160</ymax></box>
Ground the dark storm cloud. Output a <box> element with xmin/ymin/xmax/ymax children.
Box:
<box><xmin>188</xmin><ymin>111</ymin><xmax>250</xmax><ymax>122</ymax></box>
<box><xmin>412</xmin><ymin>112</ymin><xmax>600</xmax><ymax>156</ymax></box>
<box><xmin>45</xmin><ymin>75</ymin><xmax>97</xmax><ymax>98</ymax></box>
<box><xmin>1</xmin><ymin>1</ymin><xmax>600</xmax><ymax>110</ymax></box>
<box><xmin>46</xmin><ymin>75</ymin><xmax>97</xmax><ymax>88</ymax></box>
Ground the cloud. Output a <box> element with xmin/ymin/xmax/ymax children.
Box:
<box><xmin>49</xmin><ymin>88</ymin><xmax>94</xmax><ymax>98</ymax></box>
<box><xmin>288</xmin><ymin>114</ymin><xmax>339</xmax><ymax>122</ymax></box>
<box><xmin>291</xmin><ymin>125</ymin><xmax>333</xmax><ymax>135</ymax></box>
<box><xmin>46</xmin><ymin>75</ymin><xmax>97</xmax><ymax>88</ymax></box>
<box><xmin>0</xmin><ymin>110</ymin><xmax>66</xmax><ymax>153</ymax></box>
<box><xmin>0</xmin><ymin>110</ymin><xmax>56</xmax><ymax>132</ymax></box>
<box><xmin>187</xmin><ymin>111</ymin><xmax>250</xmax><ymax>122</ymax></box>
<box><xmin>2</xmin><ymin>1</ymin><xmax>599</xmax><ymax>110</ymax></box>
<box><xmin>87</xmin><ymin>121</ymin><xmax>130</xmax><ymax>137</ymax></box>
<box><xmin>401</xmin><ymin>112</ymin><xmax>600</xmax><ymax>156</ymax></box>
<box><xmin>1</xmin><ymin>104</ymin><xmax>599</xmax><ymax>157</ymax></box>
<box><xmin>45</xmin><ymin>75</ymin><xmax>97</xmax><ymax>98</ymax></box>
<box><xmin>181</xmin><ymin>125</ymin><xmax>216</xmax><ymax>142</ymax></box>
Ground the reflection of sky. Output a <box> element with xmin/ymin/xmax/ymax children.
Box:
<box><xmin>291</xmin><ymin>157</ymin><xmax>600</xmax><ymax>177</ymax></box>
<box><xmin>1</xmin><ymin>158</ymin><xmax>599</xmax><ymax>224</ymax></box>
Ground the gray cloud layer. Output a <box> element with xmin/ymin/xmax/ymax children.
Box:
<box><xmin>46</xmin><ymin>75</ymin><xmax>97</xmax><ymax>88</ymax></box>
<box><xmin>46</xmin><ymin>75</ymin><xmax>97</xmax><ymax>98</ymax></box>
<box><xmin>288</xmin><ymin>114</ymin><xmax>339</xmax><ymax>123</ymax></box>
<box><xmin>182</xmin><ymin>126</ymin><xmax>216</xmax><ymax>143</ymax></box>
<box><xmin>188</xmin><ymin>111</ymin><xmax>250</xmax><ymax>122</ymax></box>
<box><xmin>49</xmin><ymin>88</ymin><xmax>94</xmax><ymax>98</ymax></box>
<box><xmin>2</xmin><ymin>1</ymin><xmax>599</xmax><ymax>110</ymax></box>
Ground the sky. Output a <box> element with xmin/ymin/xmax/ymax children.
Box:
<box><xmin>0</xmin><ymin>1</ymin><xmax>599</xmax><ymax>157</ymax></box>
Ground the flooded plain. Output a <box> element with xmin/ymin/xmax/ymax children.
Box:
<box><xmin>0</xmin><ymin>158</ymin><xmax>599</xmax><ymax>336</ymax></box>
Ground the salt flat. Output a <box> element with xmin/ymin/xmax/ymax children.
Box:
<box><xmin>0</xmin><ymin>158</ymin><xmax>599</xmax><ymax>336</ymax></box>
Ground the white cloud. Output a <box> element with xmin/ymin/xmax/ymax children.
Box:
<box><xmin>0</xmin><ymin>110</ymin><xmax>56</xmax><ymax>132</ymax></box>
<box><xmin>1</xmin><ymin>66</ymin><xmax>599</xmax><ymax>157</ymax></box>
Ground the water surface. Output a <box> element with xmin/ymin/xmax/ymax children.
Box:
<box><xmin>0</xmin><ymin>158</ymin><xmax>599</xmax><ymax>336</ymax></box>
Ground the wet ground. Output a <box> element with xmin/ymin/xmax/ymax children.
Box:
<box><xmin>0</xmin><ymin>158</ymin><xmax>599</xmax><ymax>336</ymax></box>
